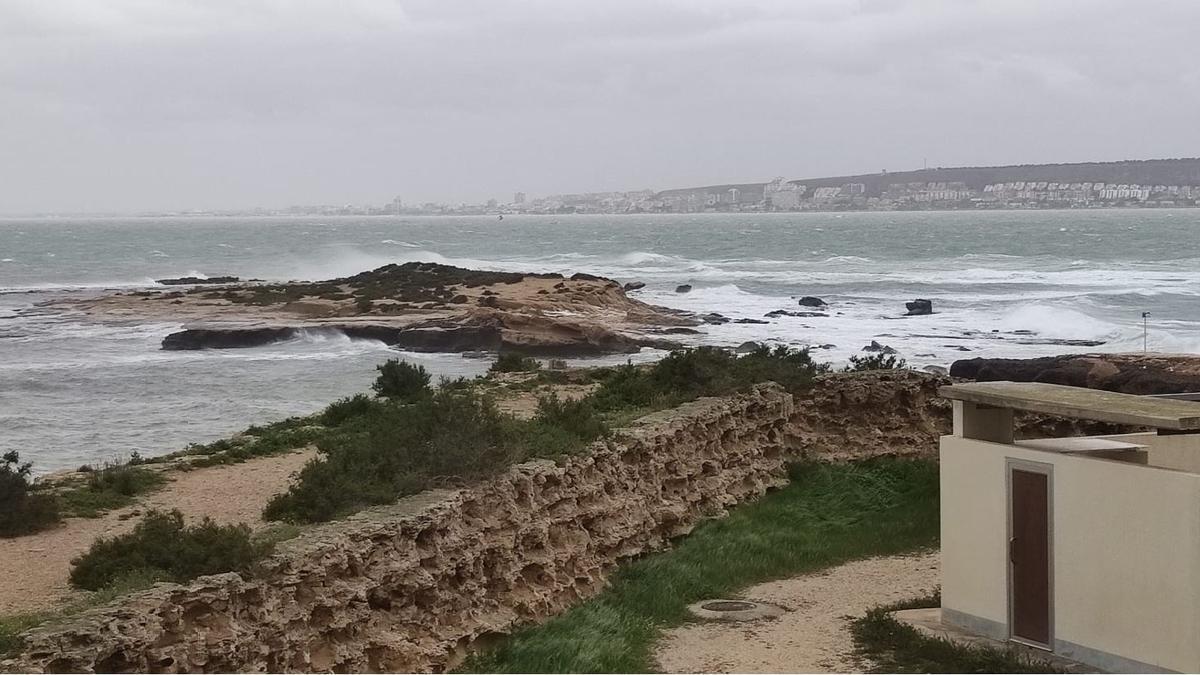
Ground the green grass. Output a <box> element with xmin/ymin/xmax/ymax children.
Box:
<box><xmin>462</xmin><ymin>458</ymin><xmax>940</xmax><ymax>673</ymax></box>
<box><xmin>850</xmin><ymin>593</ymin><xmax>1062</xmax><ymax>673</ymax></box>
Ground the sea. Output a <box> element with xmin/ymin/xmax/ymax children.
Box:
<box><xmin>2</xmin><ymin>210</ymin><xmax>1199</xmax><ymax>472</ymax></box>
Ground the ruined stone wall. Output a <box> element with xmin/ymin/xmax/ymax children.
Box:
<box><xmin>7</xmin><ymin>384</ymin><xmax>793</xmax><ymax>674</ymax></box>
<box><xmin>785</xmin><ymin>370</ymin><xmax>952</xmax><ymax>460</ymax></box>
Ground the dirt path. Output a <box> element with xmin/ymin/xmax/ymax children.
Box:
<box><xmin>654</xmin><ymin>552</ymin><xmax>939</xmax><ymax>673</ymax></box>
<box><xmin>0</xmin><ymin>449</ymin><xmax>315</xmax><ymax>615</ymax></box>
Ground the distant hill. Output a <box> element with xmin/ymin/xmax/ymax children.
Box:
<box><xmin>653</xmin><ymin>158</ymin><xmax>1200</xmax><ymax>202</ymax></box>
<box><xmin>787</xmin><ymin>158</ymin><xmax>1200</xmax><ymax>195</ymax></box>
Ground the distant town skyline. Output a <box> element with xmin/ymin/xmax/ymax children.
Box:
<box><xmin>3</xmin><ymin>1</ymin><xmax>1199</xmax><ymax>214</ymax></box>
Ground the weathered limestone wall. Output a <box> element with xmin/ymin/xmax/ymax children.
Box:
<box><xmin>7</xmin><ymin>384</ymin><xmax>793</xmax><ymax>674</ymax></box>
<box><xmin>786</xmin><ymin>370</ymin><xmax>952</xmax><ymax>460</ymax></box>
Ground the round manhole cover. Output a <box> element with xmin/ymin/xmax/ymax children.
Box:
<box><xmin>701</xmin><ymin>600</ymin><xmax>757</xmax><ymax>612</ymax></box>
<box><xmin>688</xmin><ymin>598</ymin><xmax>785</xmax><ymax>622</ymax></box>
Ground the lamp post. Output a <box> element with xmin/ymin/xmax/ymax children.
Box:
<box><xmin>1142</xmin><ymin>311</ymin><xmax>1151</xmax><ymax>353</ymax></box>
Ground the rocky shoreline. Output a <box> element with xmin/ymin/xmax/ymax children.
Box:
<box><xmin>950</xmin><ymin>352</ymin><xmax>1200</xmax><ymax>394</ymax></box>
<box><xmin>51</xmin><ymin>262</ymin><xmax>698</xmax><ymax>357</ymax></box>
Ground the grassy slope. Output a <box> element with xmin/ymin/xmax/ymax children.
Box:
<box><xmin>463</xmin><ymin>459</ymin><xmax>940</xmax><ymax>673</ymax></box>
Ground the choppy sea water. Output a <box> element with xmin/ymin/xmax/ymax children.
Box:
<box><xmin>2</xmin><ymin>210</ymin><xmax>1198</xmax><ymax>471</ymax></box>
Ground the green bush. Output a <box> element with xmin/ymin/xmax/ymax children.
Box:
<box><xmin>69</xmin><ymin>510</ymin><xmax>270</xmax><ymax>591</ymax></box>
<box><xmin>58</xmin><ymin>460</ymin><xmax>166</xmax><ymax>518</ymax></box>
<box><xmin>490</xmin><ymin>352</ymin><xmax>542</xmax><ymax>373</ymax></box>
<box><xmin>371</xmin><ymin>358</ymin><xmax>432</xmax><ymax>401</ymax></box>
<box><xmin>265</xmin><ymin>388</ymin><xmax>517</xmax><ymax>523</ymax></box>
<box><xmin>845</xmin><ymin>353</ymin><xmax>908</xmax><ymax>372</ymax></box>
<box><xmin>0</xmin><ymin>451</ymin><xmax>61</xmax><ymax>538</ymax></box>
<box><xmin>521</xmin><ymin>395</ymin><xmax>609</xmax><ymax>457</ymax></box>
<box><xmin>591</xmin><ymin>346</ymin><xmax>829</xmax><ymax>412</ymax></box>
<box><xmin>320</xmin><ymin>393</ymin><xmax>384</xmax><ymax>427</ymax></box>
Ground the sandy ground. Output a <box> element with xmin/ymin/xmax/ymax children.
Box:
<box><xmin>654</xmin><ymin>552</ymin><xmax>940</xmax><ymax>673</ymax></box>
<box><xmin>0</xmin><ymin>448</ymin><xmax>315</xmax><ymax>615</ymax></box>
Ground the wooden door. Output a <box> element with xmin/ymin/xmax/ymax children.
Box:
<box><xmin>1010</xmin><ymin>466</ymin><xmax>1051</xmax><ymax>647</ymax></box>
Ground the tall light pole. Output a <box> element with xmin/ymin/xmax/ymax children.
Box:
<box><xmin>1142</xmin><ymin>311</ymin><xmax>1151</xmax><ymax>353</ymax></box>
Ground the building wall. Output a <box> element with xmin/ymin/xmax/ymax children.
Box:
<box><xmin>941</xmin><ymin>436</ymin><xmax>1200</xmax><ymax>672</ymax></box>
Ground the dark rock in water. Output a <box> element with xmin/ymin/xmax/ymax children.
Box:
<box><xmin>700</xmin><ymin>313</ymin><xmax>730</xmax><ymax>325</ymax></box>
<box><xmin>765</xmin><ymin>310</ymin><xmax>827</xmax><ymax>318</ymax></box>
<box><xmin>162</xmin><ymin>326</ymin><xmax>300</xmax><ymax>350</ymax></box>
<box><xmin>814</xmin><ymin>343</ymin><xmax>836</xmax><ymax>350</ymax></box>
<box><xmin>623</xmin><ymin>281</ymin><xmax>646</xmax><ymax>292</ymax></box>
<box><xmin>657</xmin><ymin>327</ymin><xmax>703</xmax><ymax>335</ymax></box>
<box><xmin>798</xmin><ymin>296</ymin><xmax>827</xmax><ymax>307</ymax></box>
<box><xmin>734</xmin><ymin>318</ymin><xmax>769</xmax><ymax>324</ymax></box>
<box><xmin>156</xmin><ymin>276</ymin><xmax>240</xmax><ymax>286</ymax></box>
<box><xmin>862</xmin><ymin>340</ymin><xmax>897</xmax><ymax>354</ymax></box>
<box><xmin>949</xmin><ymin>353</ymin><xmax>1200</xmax><ymax>395</ymax></box>
<box><xmin>736</xmin><ymin>341</ymin><xmax>762</xmax><ymax>353</ymax></box>
<box><xmin>162</xmin><ymin>317</ymin><xmax>676</xmax><ymax>357</ymax></box>
<box><xmin>570</xmin><ymin>272</ymin><xmax>614</xmax><ymax>285</ymax></box>
<box><xmin>905</xmin><ymin>298</ymin><xmax>933</xmax><ymax>316</ymax></box>
<box><xmin>946</xmin><ymin>345</ymin><xmax>972</xmax><ymax>351</ymax></box>
<box><xmin>916</xmin><ymin>353</ymin><xmax>937</xmax><ymax>358</ymax></box>
<box><xmin>675</xmin><ymin>284</ymin><xmax>693</xmax><ymax>293</ymax></box>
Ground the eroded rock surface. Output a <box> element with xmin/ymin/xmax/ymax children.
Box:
<box><xmin>54</xmin><ymin>262</ymin><xmax>697</xmax><ymax>357</ymax></box>
<box><xmin>950</xmin><ymin>352</ymin><xmax>1200</xmax><ymax>394</ymax></box>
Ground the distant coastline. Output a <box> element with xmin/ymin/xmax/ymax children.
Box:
<box><xmin>7</xmin><ymin>157</ymin><xmax>1200</xmax><ymax>220</ymax></box>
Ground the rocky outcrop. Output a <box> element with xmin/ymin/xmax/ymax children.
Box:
<box><xmin>798</xmin><ymin>296</ymin><xmax>826</xmax><ymax>307</ymax></box>
<box><xmin>949</xmin><ymin>353</ymin><xmax>1200</xmax><ymax>395</ymax></box>
<box><xmin>156</xmin><ymin>276</ymin><xmax>241</xmax><ymax>286</ymax></box>
<box><xmin>67</xmin><ymin>263</ymin><xmax>699</xmax><ymax>358</ymax></box>
<box><xmin>905</xmin><ymin>299</ymin><xmax>933</xmax><ymax>316</ymax></box>
<box><xmin>161</xmin><ymin>318</ymin><xmax>680</xmax><ymax>357</ymax></box>
<box><xmin>765</xmin><ymin>310</ymin><xmax>826</xmax><ymax>318</ymax></box>
<box><xmin>862</xmin><ymin>340</ymin><xmax>897</xmax><ymax>354</ymax></box>
<box><xmin>6</xmin><ymin>385</ymin><xmax>793</xmax><ymax>674</ymax></box>
<box><xmin>675</xmin><ymin>284</ymin><xmax>692</xmax><ymax>293</ymax></box>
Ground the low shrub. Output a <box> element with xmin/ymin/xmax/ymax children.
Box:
<box><xmin>845</xmin><ymin>353</ymin><xmax>908</xmax><ymax>372</ymax></box>
<box><xmin>591</xmin><ymin>346</ymin><xmax>829</xmax><ymax>412</ymax></box>
<box><xmin>69</xmin><ymin>510</ymin><xmax>270</xmax><ymax>591</ymax></box>
<box><xmin>372</xmin><ymin>359</ymin><xmax>432</xmax><ymax>401</ymax></box>
<box><xmin>265</xmin><ymin>388</ymin><xmax>517</xmax><ymax>523</ymax></box>
<box><xmin>59</xmin><ymin>460</ymin><xmax>166</xmax><ymax>518</ymax></box>
<box><xmin>0</xmin><ymin>451</ymin><xmax>61</xmax><ymax>538</ymax></box>
<box><xmin>490</xmin><ymin>352</ymin><xmax>542</xmax><ymax>373</ymax></box>
<box><xmin>521</xmin><ymin>395</ymin><xmax>609</xmax><ymax>457</ymax></box>
<box><xmin>320</xmin><ymin>393</ymin><xmax>385</xmax><ymax>427</ymax></box>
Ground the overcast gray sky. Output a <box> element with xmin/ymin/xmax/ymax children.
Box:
<box><xmin>2</xmin><ymin>0</ymin><xmax>1198</xmax><ymax>213</ymax></box>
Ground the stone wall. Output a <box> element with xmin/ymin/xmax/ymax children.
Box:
<box><xmin>7</xmin><ymin>384</ymin><xmax>794</xmax><ymax>674</ymax></box>
<box><xmin>785</xmin><ymin>370</ymin><xmax>952</xmax><ymax>460</ymax></box>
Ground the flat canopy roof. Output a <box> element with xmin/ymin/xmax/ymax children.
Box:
<box><xmin>940</xmin><ymin>381</ymin><xmax>1200</xmax><ymax>431</ymax></box>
